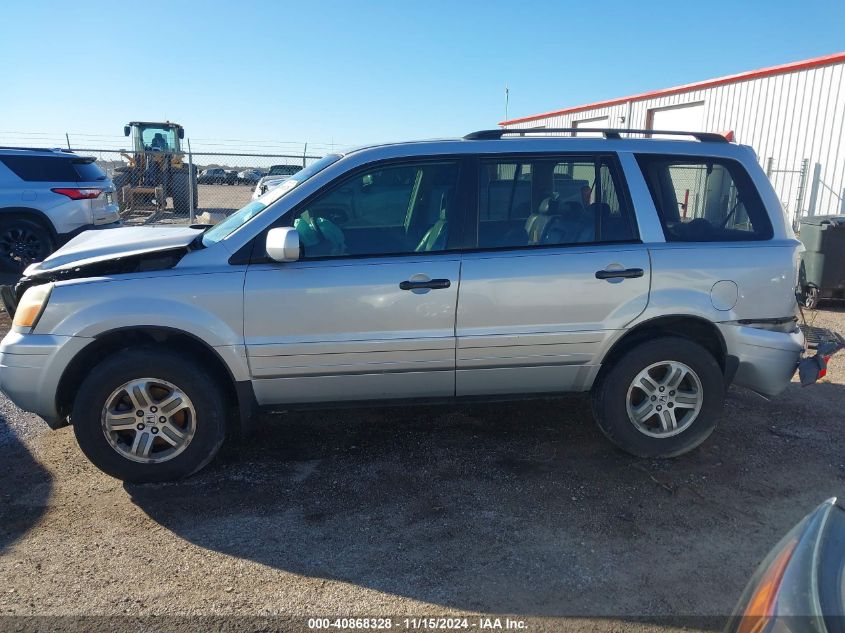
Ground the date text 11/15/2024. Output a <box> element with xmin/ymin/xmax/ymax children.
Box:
<box><xmin>307</xmin><ymin>617</ymin><xmax>528</xmax><ymax>630</ymax></box>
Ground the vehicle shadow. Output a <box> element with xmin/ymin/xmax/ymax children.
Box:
<box><xmin>126</xmin><ymin>382</ymin><xmax>845</xmax><ymax>623</ymax></box>
<box><xmin>0</xmin><ymin>412</ymin><xmax>52</xmax><ymax>555</ymax></box>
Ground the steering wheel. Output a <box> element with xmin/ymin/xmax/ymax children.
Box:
<box><xmin>300</xmin><ymin>212</ymin><xmax>346</xmax><ymax>256</ymax></box>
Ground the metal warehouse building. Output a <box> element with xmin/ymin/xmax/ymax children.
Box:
<box><xmin>500</xmin><ymin>52</ymin><xmax>845</xmax><ymax>225</ymax></box>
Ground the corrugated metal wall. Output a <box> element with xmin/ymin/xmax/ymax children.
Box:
<box><xmin>503</xmin><ymin>60</ymin><xmax>845</xmax><ymax>223</ymax></box>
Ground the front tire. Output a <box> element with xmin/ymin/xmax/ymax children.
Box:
<box><xmin>72</xmin><ymin>348</ymin><xmax>227</xmax><ymax>483</ymax></box>
<box><xmin>591</xmin><ymin>336</ymin><xmax>724</xmax><ymax>458</ymax></box>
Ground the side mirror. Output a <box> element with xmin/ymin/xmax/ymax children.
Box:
<box><xmin>266</xmin><ymin>227</ymin><xmax>300</xmax><ymax>263</ymax></box>
<box><xmin>177</xmin><ymin>128</ymin><xmax>184</xmax><ymax>140</ymax></box>
<box><xmin>123</xmin><ymin>126</ymin><xmax>130</xmax><ymax>137</ymax></box>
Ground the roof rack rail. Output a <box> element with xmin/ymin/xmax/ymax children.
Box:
<box><xmin>463</xmin><ymin>129</ymin><xmax>729</xmax><ymax>143</ymax></box>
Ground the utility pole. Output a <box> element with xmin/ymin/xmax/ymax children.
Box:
<box><xmin>187</xmin><ymin>138</ymin><xmax>195</xmax><ymax>224</ymax></box>
<box><xmin>504</xmin><ymin>85</ymin><xmax>509</xmax><ymax>121</ymax></box>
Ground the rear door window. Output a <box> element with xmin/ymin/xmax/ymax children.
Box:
<box><xmin>636</xmin><ymin>155</ymin><xmax>773</xmax><ymax>241</ymax></box>
<box><xmin>0</xmin><ymin>155</ymin><xmax>106</xmax><ymax>182</ymax></box>
<box><xmin>475</xmin><ymin>154</ymin><xmax>638</xmax><ymax>249</ymax></box>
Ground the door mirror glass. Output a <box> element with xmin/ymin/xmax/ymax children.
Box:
<box><xmin>123</xmin><ymin>125</ymin><xmax>130</xmax><ymax>137</ymax></box>
<box><xmin>266</xmin><ymin>227</ymin><xmax>300</xmax><ymax>262</ymax></box>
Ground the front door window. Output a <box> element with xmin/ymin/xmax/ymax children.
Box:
<box><xmin>290</xmin><ymin>161</ymin><xmax>461</xmax><ymax>258</ymax></box>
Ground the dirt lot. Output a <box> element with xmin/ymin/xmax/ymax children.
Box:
<box><xmin>0</xmin><ymin>305</ymin><xmax>844</xmax><ymax>632</ymax></box>
<box><xmin>196</xmin><ymin>183</ymin><xmax>253</xmax><ymax>213</ymax></box>
<box><xmin>122</xmin><ymin>184</ymin><xmax>253</xmax><ymax>226</ymax></box>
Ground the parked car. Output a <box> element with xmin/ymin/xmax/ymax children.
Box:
<box><xmin>0</xmin><ymin>147</ymin><xmax>120</xmax><ymax>272</ymax></box>
<box><xmin>197</xmin><ymin>168</ymin><xmax>228</xmax><ymax>185</ymax></box>
<box><xmin>237</xmin><ymin>169</ymin><xmax>263</xmax><ymax>185</ymax></box>
<box><xmin>225</xmin><ymin>170</ymin><xmax>239</xmax><ymax>186</ymax></box>
<box><xmin>251</xmin><ymin>163</ymin><xmax>302</xmax><ymax>199</ymax></box>
<box><xmin>726</xmin><ymin>498</ymin><xmax>845</xmax><ymax>632</ymax></box>
<box><xmin>0</xmin><ymin>129</ymin><xmax>817</xmax><ymax>482</ymax></box>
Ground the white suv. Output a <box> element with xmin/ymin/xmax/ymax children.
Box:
<box><xmin>0</xmin><ymin>130</ymin><xmax>814</xmax><ymax>482</ymax></box>
<box><xmin>0</xmin><ymin>147</ymin><xmax>120</xmax><ymax>272</ymax></box>
<box><xmin>251</xmin><ymin>163</ymin><xmax>302</xmax><ymax>199</ymax></box>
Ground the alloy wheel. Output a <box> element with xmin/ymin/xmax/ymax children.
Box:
<box><xmin>100</xmin><ymin>378</ymin><xmax>197</xmax><ymax>464</ymax></box>
<box><xmin>0</xmin><ymin>225</ymin><xmax>46</xmax><ymax>269</ymax></box>
<box><xmin>625</xmin><ymin>360</ymin><xmax>704</xmax><ymax>438</ymax></box>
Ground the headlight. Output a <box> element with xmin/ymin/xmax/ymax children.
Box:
<box><xmin>13</xmin><ymin>283</ymin><xmax>53</xmax><ymax>331</ymax></box>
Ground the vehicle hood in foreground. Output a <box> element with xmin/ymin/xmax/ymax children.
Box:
<box><xmin>726</xmin><ymin>497</ymin><xmax>844</xmax><ymax>630</ymax></box>
<box><xmin>25</xmin><ymin>226</ymin><xmax>204</xmax><ymax>275</ymax></box>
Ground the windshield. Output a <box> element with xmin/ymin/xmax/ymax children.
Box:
<box><xmin>140</xmin><ymin>126</ymin><xmax>177</xmax><ymax>152</ymax></box>
<box><xmin>201</xmin><ymin>154</ymin><xmax>342</xmax><ymax>247</ymax></box>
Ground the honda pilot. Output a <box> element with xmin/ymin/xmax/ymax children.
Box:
<box><xmin>0</xmin><ymin>130</ymin><xmax>808</xmax><ymax>482</ymax></box>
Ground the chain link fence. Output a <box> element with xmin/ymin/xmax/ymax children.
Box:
<box><xmin>73</xmin><ymin>148</ymin><xmax>323</xmax><ymax>225</ymax></box>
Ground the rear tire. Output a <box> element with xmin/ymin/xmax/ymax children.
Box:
<box><xmin>0</xmin><ymin>217</ymin><xmax>54</xmax><ymax>272</ymax></box>
<box><xmin>591</xmin><ymin>336</ymin><xmax>724</xmax><ymax>458</ymax></box>
<box><xmin>72</xmin><ymin>348</ymin><xmax>227</xmax><ymax>483</ymax></box>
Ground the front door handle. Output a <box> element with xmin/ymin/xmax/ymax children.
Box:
<box><xmin>595</xmin><ymin>268</ymin><xmax>644</xmax><ymax>280</ymax></box>
<box><xmin>399</xmin><ymin>278</ymin><xmax>451</xmax><ymax>291</ymax></box>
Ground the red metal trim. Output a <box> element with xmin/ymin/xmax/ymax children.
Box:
<box><xmin>499</xmin><ymin>51</ymin><xmax>845</xmax><ymax>126</ymax></box>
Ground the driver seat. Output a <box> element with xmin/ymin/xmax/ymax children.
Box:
<box><xmin>415</xmin><ymin>192</ymin><xmax>449</xmax><ymax>252</ymax></box>
<box><xmin>150</xmin><ymin>133</ymin><xmax>167</xmax><ymax>151</ymax></box>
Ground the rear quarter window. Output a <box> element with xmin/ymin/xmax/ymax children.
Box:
<box><xmin>72</xmin><ymin>160</ymin><xmax>107</xmax><ymax>182</ymax></box>
<box><xmin>0</xmin><ymin>155</ymin><xmax>106</xmax><ymax>182</ymax></box>
<box><xmin>636</xmin><ymin>155</ymin><xmax>773</xmax><ymax>242</ymax></box>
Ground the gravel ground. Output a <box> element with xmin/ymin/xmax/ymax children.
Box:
<box><xmin>122</xmin><ymin>184</ymin><xmax>254</xmax><ymax>226</ymax></box>
<box><xmin>0</xmin><ymin>304</ymin><xmax>844</xmax><ymax>632</ymax></box>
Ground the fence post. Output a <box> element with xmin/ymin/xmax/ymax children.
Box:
<box><xmin>765</xmin><ymin>157</ymin><xmax>774</xmax><ymax>178</ymax></box>
<box><xmin>187</xmin><ymin>139</ymin><xmax>195</xmax><ymax>224</ymax></box>
<box><xmin>793</xmin><ymin>158</ymin><xmax>809</xmax><ymax>224</ymax></box>
<box><xmin>841</xmin><ymin>189</ymin><xmax>845</xmax><ymax>214</ymax></box>
<box><xmin>806</xmin><ymin>162</ymin><xmax>822</xmax><ymax>217</ymax></box>
<box><xmin>302</xmin><ymin>143</ymin><xmax>307</xmax><ymax>168</ymax></box>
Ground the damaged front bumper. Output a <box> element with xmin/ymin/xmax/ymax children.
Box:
<box><xmin>0</xmin><ymin>330</ymin><xmax>91</xmax><ymax>427</ymax></box>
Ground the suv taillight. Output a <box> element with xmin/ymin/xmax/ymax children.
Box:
<box><xmin>51</xmin><ymin>188</ymin><xmax>102</xmax><ymax>200</ymax></box>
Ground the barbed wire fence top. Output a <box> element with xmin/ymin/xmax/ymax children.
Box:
<box><xmin>0</xmin><ymin>131</ymin><xmax>349</xmax><ymax>225</ymax></box>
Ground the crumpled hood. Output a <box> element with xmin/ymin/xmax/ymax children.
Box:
<box><xmin>25</xmin><ymin>226</ymin><xmax>204</xmax><ymax>275</ymax></box>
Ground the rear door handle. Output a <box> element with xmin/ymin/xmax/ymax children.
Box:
<box><xmin>595</xmin><ymin>268</ymin><xmax>644</xmax><ymax>280</ymax></box>
<box><xmin>400</xmin><ymin>278</ymin><xmax>451</xmax><ymax>291</ymax></box>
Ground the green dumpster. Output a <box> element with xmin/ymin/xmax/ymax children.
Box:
<box><xmin>798</xmin><ymin>215</ymin><xmax>845</xmax><ymax>308</ymax></box>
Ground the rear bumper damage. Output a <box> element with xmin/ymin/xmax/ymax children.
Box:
<box><xmin>719</xmin><ymin>324</ymin><xmax>805</xmax><ymax>397</ymax></box>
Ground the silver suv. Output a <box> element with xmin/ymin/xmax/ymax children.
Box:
<box><xmin>0</xmin><ymin>147</ymin><xmax>120</xmax><ymax>272</ymax></box>
<box><xmin>0</xmin><ymin>130</ymin><xmax>807</xmax><ymax>482</ymax></box>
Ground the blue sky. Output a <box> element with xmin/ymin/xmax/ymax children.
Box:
<box><xmin>1</xmin><ymin>0</ymin><xmax>844</xmax><ymax>152</ymax></box>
